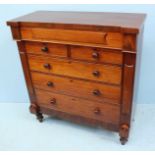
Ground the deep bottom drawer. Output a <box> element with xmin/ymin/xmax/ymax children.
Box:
<box><xmin>35</xmin><ymin>89</ymin><xmax>120</xmax><ymax>124</ymax></box>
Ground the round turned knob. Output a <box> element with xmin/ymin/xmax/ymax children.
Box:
<box><xmin>93</xmin><ymin>89</ymin><xmax>101</xmax><ymax>96</ymax></box>
<box><xmin>43</xmin><ymin>63</ymin><xmax>51</xmax><ymax>69</ymax></box>
<box><xmin>92</xmin><ymin>71</ymin><xmax>100</xmax><ymax>77</ymax></box>
<box><xmin>50</xmin><ymin>98</ymin><xmax>56</xmax><ymax>105</ymax></box>
<box><xmin>94</xmin><ymin>107</ymin><xmax>101</xmax><ymax>115</ymax></box>
<box><xmin>41</xmin><ymin>46</ymin><xmax>48</xmax><ymax>52</ymax></box>
<box><xmin>92</xmin><ymin>52</ymin><xmax>99</xmax><ymax>59</ymax></box>
<box><xmin>47</xmin><ymin>81</ymin><xmax>54</xmax><ymax>87</ymax></box>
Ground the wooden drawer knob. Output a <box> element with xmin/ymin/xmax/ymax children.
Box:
<box><xmin>93</xmin><ymin>89</ymin><xmax>101</xmax><ymax>96</ymax></box>
<box><xmin>41</xmin><ymin>46</ymin><xmax>48</xmax><ymax>52</ymax></box>
<box><xmin>43</xmin><ymin>63</ymin><xmax>51</xmax><ymax>69</ymax></box>
<box><xmin>92</xmin><ymin>71</ymin><xmax>100</xmax><ymax>77</ymax></box>
<box><xmin>47</xmin><ymin>81</ymin><xmax>54</xmax><ymax>87</ymax></box>
<box><xmin>92</xmin><ymin>52</ymin><xmax>99</xmax><ymax>59</ymax></box>
<box><xmin>94</xmin><ymin>107</ymin><xmax>101</xmax><ymax>115</ymax></box>
<box><xmin>50</xmin><ymin>98</ymin><xmax>56</xmax><ymax>105</ymax></box>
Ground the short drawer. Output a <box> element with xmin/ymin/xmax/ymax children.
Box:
<box><xmin>35</xmin><ymin>89</ymin><xmax>120</xmax><ymax>124</ymax></box>
<box><xmin>28</xmin><ymin>55</ymin><xmax>122</xmax><ymax>85</ymax></box>
<box><xmin>31</xmin><ymin>72</ymin><xmax>121</xmax><ymax>104</ymax></box>
<box><xmin>20</xmin><ymin>27</ymin><xmax>123</xmax><ymax>48</ymax></box>
<box><xmin>71</xmin><ymin>46</ymin><xmax>123</xmax><ymax>65</ymax></box>
<box><xmin>24</xmin><ymin>41</ymin><xmax>67</xmax><ymax>58</ymax></box>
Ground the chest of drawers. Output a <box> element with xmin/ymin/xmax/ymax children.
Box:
<box><xmin>7</xmin><ymin>11</ymin><xmax>146</xmax><ymax>144</ymax></box>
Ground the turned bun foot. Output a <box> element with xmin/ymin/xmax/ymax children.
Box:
<box><xmin>120</xmin><ymin>137</ymin><xmax>128</xmax><ymax>145</ymax></box>
<box><xmin>29</xmin><ymin>104</ymin><xmax>44</xmax><ymax>122</ymax></box>
<box><xmin>37</xmin><ymin>112</ymin><xmax>44</xmax><ymax>122</ymax></box>
<box><xmin>119</xmin><ymin>124</ymin><xmax>129</xmax><ymax>145</ymax></box>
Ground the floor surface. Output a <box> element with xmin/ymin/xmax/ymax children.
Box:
<box><xmin>0</xmin><ymin>103</ymin><xmax>155</xmax><ymax>151</ymax></box>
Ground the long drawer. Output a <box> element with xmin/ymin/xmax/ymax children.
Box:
<box><xmin>31</xmin><ymin>72</ymin><xmax>121</xmax><ymax>104</ymax></box>
<box><xmin>20</xmin><ymin>27</ymin><xmax>123</xmax><ymax>48</ymax></box>
<box><xmin>28</xmin><ymin>54</ymin><xmax>122</xmax><ymax>85</ymax></box>
<box><xmin>35</xmin><ymin>89</ymin><xmax>120</xmax><ymax>124</ymax></box>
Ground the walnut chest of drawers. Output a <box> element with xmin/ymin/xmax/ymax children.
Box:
<box><xmin>7</xmin><ymin>11</ymin><xmax>146</xmax><ymax>144</ymax></box>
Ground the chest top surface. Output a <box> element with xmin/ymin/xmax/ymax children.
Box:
<box><xmin>7</xmin><ymin>11</ymin><xmax>146</xmax><ymax>33</ymax></box>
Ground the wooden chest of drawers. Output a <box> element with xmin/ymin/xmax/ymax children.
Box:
<box><xmin>7</xmin><ymin>11</ymin><xmax>146</xmax><ymax>144</ymax></box>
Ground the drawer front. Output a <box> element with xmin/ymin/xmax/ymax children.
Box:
<box><xmin>21</xmin><ymin>27</ymin><xmax>123</xmax><ymax>48</ymax></box>
<box><xmin>71</xmin><ymin>46</ymin><xmax>123</xmax><ymax>65</ymax></box>
<box><xmin>31</xmin><ymin>72</ymin><xmax>121</xmax><ymax>104</ymax></box>
<box><xmin>25</xmin><ymin>41</ymin><xmax>67</xmax><ymax>58</ymax></box>
<box><xmin>28</xmin><ymin>55</ymin><xmax>122</xmax><ymax>85</ymax></box>
<box><xmin>35</xmin><ymin>89</ymin><xmax>120</xmax><ymax>124</ymax></box>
